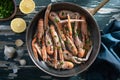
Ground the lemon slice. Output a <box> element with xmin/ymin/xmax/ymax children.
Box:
<box><xmin>19</xmin><ymin>0</ymin><xmax>35</xmax><ymax>14</ymax></box>
<box><xmin>11</xmin><ymin>18</ymin><xmax>26</xmax><ymax>33</ymax></box>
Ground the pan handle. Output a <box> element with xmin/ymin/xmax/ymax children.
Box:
<box><xmin>88</xmin><ymin>0</ymin><xmax>109</xmax><ymax>15</ymax></box>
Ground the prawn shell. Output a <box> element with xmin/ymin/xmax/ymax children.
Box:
<box><xmin>62</xmin><ymin>61</ymin><xmax>74</xmax><ymax>69</ymax></box>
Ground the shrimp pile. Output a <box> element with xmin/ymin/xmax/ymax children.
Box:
<box><xmin>32</xmin><ymin>4</ymin><xmax>92</xmax><ymax>69</ymax></box>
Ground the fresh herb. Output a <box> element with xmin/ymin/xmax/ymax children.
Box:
<box><xmin>0</xmin><ymin>0</ymin><xmax>14</xmax><ymax>19</ymax></box>
<box><xmin>75</xmin><ymin>32</ymin><xmax>78</xmax><ymax>36</ymax></box>
<box><xmin>60</xmin><ymin>61</ymin><xmax>64</xmax><ymax>66</ymax></box>
<box><xmin>56</xmin><ymin>42</ymin><xmax>59</xmax><ymax>44</ymax></box>
<box><xmin>65</xmin><ymin>27</ymin><xmax>68</xmax><ymax>31</ymax></box>
<box><xmin>47</xmin><ymin>41</ymin><xmax>50</xmax><ymax>44</ymax></box>
<box><xmin>75</xmin><ymin>57</ymin><xmax>81</xmax><ymax>62</ymax></box>
<box><xmin>62</xmin><ymin>12</ymin><xmax>64</xmax><ymax>16</ymax></box>
<box><xmin>71</xmin><ymin>23</ymin><xmax>75</xmax><ymax>30</ymax></box>
<box><xmin>71</xmin><ymin>46</ymin><xmax>74</xmax><ymax>49</ymax></box>
<box><xmin>54</xmin><ymin>35</ymin><xmax>57</xmax><ymax>38</ymax></box>
<box><xmin>54</xmin><ymin>17</ymin><xmax>59</xmax><ymax>23</ymax></box>
<box><xmin>86</xmin><ymin>38</ymin><xmax>90</xmax><ymax>44</ymax></box>
<box><xmin>66</xmin><ymin>40</ymin><xmax>70</xmax><ymax>44</ymax></box>
<box><xmin>57</xmin><ymin>46</ymin><xmax>61</xmax><ymax>49</ymax></box>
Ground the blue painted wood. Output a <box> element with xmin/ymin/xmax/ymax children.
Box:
<box><xmin>0</xmin><ymin>0</ymin><xmax>120</xmax><ymax>79</ymax></box>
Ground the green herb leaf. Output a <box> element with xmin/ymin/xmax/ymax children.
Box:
<box><xmin>60</xmin><ymin>61</ymin><xmax>64</xmax><ymax>65</ymax></box>
<box><xmin>71</xmin><ymin>46</ymin><xmax>74</xmax><ymax>49</ymax></box>
<box><xmin>62</xmin><ymin>12</ymin><xmax>64</xmax><ymax>16</ymax></box>
<box><xmin>75</xmin><ymin>32</ymin><xmax>78</xmax><ymax>36</ymax></box>
<box><xmin>54</xmin><ymin>17</ymin><xmax>59</xmax><ymax>23</ymax></box>
<box><xmin>54</xmin><ymin>35</ymin><xmax>57</xmax><ymax>38</ymax></box>
<box><xmin>57</xmin><ymin>46</ymin><xmax>61</xmax><ymax>49</ymax></box>
<box><xmin>47</xmin><ymin>41</ymin><xmax>50</xmax><ymax>44</ymax></box>
<box><xmin>0</xmin><ymin>0</ymin><xmax>14</xmax><ymax>19</ymax></box>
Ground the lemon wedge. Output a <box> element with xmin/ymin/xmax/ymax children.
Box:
<box><xmin>11</xmin><ymin>18</ymin><xmax>26</xmax><ymax>33</ymax></box>
<box><xmin>19</xmin><ymin>0</ymin><xmax>35</xmax><ymax>14</ymax></box>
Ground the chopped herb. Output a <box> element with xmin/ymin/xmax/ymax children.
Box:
<box><xmin>47</xmin><ymin>41</ymin><xmax>50</xmax><ymax>44</ymax></box>
<box><xmin>71</xmin><ymin>23</ymin><xmax>75</xmax><ymax>27</ymax></box>
<box><xmin>53</xmin><ymin>46</ymin><xmax>55</xmax><ymax>50</ymax></box>
<box><xmin>61</xmin><ymin>31</ymin><xmax>63</xmax><ymax>34</ymax></box>
<box><xmin>60</xmin><ymin>61</ymin><xmax>64</xmax><ymax>65</ymax></box>
<box><xmin>75</xmin><ymin>32</ymin><xmax>78</xmax><ymax>36</ymax></box>
<box><xmin>57</xmin><ymin>46</ymin><xmax>61</xmax><ymax>49</ymax></box>
<box><xmin>67</xmin><ymin>40</ymin><xmax>70</xmax><ymax>44</ymax></box>
<box><xmin>86</xmin><ymin>39</ymin><xmax>90</xmax><ymax>44</ymax></box>
<box><xmin>54</xmin><ymin>35</ymin><xmax>57</xmax><ymax>38</ymax></box>
<box><xmin>71</xmin><ymin>46</ymin><xmax>74</xmax><ymax>49</ymax></box>
<box><xmin>62</xmin><ymin>12</ymin><xmax>64</xmax><ymax>16</ymax></box>
<box><xmin>0</xmin><ymin>0</ymin><xmax>14</xmax><ymax>19</ymax></box>
<box><xmin>65</xmin><ymin>27</ymin><xmax>68</xmax><ymax>31</ymax></box>
<box><xmin>75</xmin><ymin>57</ymin><xmax>81</xmax><ymax>62</ymax></box>
<box><xmin>54</xmin><ymin>17</ymin><xmax>59</xmax><ymax>23</ymax></box>
<box><xmin>64</xmin><ymin>40</ymin><xmax>67</xmax><ymax>44</ymax></box>
<box><xmin>66</xmin><ymin>31</ymin><xmax>69</xmax><ymax>34</ymax></box>
<box><xmin>77</xmin><ymin>45</ymin><xmax>79</xmax><ymax>48</ymax></box>
<box><xmin>56</xmin><ymin>42</ymin><xmax>59</xmax><ymax>44</ymax></box>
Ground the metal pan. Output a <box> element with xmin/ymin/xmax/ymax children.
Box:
<box><xmin>26</xmin><ymin>0</ymin><xmax>109</xmax><ymax>77</ymax></box>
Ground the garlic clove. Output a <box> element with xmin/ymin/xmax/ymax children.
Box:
<box><xmin>19</xmin><ymin>59</ymin><xmax>26</xmax><ymax>66</ymax></box>
<box><xmin>15</xmin><ymin>39</ymin><xmax>24</xmax><ymax>47</ymax></box>
<box><xmin>4</xmin><ymin>45</ymin><xmax>16</xmax><ymax>59</ymax></box>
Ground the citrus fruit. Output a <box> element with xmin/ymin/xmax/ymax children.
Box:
<box><xmin>10</xmin><ymin>18</ymin><xmax>26</xmax><ymax>33</ymax></box>
<box><xmin>19</xmin><ymin>0</ymin><xmax>35</xmax><ymax>14</ymax></box>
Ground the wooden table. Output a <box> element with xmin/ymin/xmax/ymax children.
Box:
<box><xmin>0</xmin><ymin>0</ymin><xmax>120</xmax><ymax>79</ymax></box>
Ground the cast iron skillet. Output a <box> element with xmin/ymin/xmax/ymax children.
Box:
<box><xmin>26</xmin><ymin>2</ymin><xmax>102</xmax><ymax>77</ymax></box>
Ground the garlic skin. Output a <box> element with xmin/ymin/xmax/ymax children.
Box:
<box><xmin>19</xmin><ymin>59</ymin><xmax>26</xmax><ymax>66</ymax></box>
<box><xmin>4</xmin><ymin>45</ymin><xmax>16</xmax><ymax>59</ymax></box>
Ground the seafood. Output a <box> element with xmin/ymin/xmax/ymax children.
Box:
<box><xmin>41</xmin><ymin>38</ymin><xmax>47</xmax><ymax>62</ymax></box>
<box><xmin>67</xmin><ymin>14</ymin><xmax>73</xmax><ymax>37</ymax></box>
<box><xmin>61</xmin><ymin>61</ymin><xmax>74</xmax><ymax>69</ymax></box>
<box><xmin>66</xmin><ymin>36</ymin><xmax>78</xmax><ymax>56</ymax></box>
<box><xmin>44</xmin><ymin>3</ymin><xmax>52</xmax><ymax>30</ymax></box>
<box><xmin>63</xmin><ymin>46</ymin><xmax>92</xmax><ymax>64</ymax></box>
<box><xmin>59</xmin><ymin>48</ymin><xmax>64</xmax><ymax>63</ymax></box>
<box><xmin>32</xmin><ymin>19</ymin><xmax>45</xmax><ymax>60</ymax></box>
<box><xmin>37</xmin><ymin>19</ymin><xmax>44</xmax><ymax>42</ymax></box>
<box><xmin>63</xmin><ymin>50</ymin><xmax>81</xmax><ymax>64</ymax></box>
<box><xmin>44</xmin><ymin>3</ymin><xmax>54</xmax><ymax>55</ymax></box>
<box><xmin>32</xmin><ymin>37</ymin><xmax>38</xmax><ymax>59</ymax></box>
<box><xmin>31</xmin><ymin>6</ymin><xmax>92</xmax><ymax>69</ymax></box>
<box><xmin>54</xmin><ymin>46</ymin><xmax>58</xmax><ymax>69</ymax></box>
<box><xmin>49</xmin><ymin>12</ymin><xmax>66</xmax><ymax>41</ymax></box>
<box><xmin>59</xmin><ymin>19</ymin><xmax>84</xmax><ymax>23</ymax></box>
<box><xmin>34</xmin><ymin>43</ymin><xmax>42</xmax><ymax>57</ymax></box>
<box><xmin>50</xmin><ymin>25</ymin><xmax>61</xmax><ymax>47</ymax></box>
<box><xmin>59</xmin><ymin>10</ymin><xmax>72</xmax><ymax>19</ymax></box>
<box><xmin>45</xmin><ymin>32</ymin><xmax>54</xmax><ymax>55</ymax></box>
<box><xmin>81</xmin><ymin>16</ymin><xmax>88</xmax><ymax>44</ymax></box>
<box><xmin>74</xmin><ymin>16</ymin><xmax>85</xmax><ymax>58</ymax></box>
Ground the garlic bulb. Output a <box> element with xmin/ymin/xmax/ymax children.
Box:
<box><xmin>4</xmin><ymin>45</ymin><xmax>16</xmax><ymax>59</ymax></box>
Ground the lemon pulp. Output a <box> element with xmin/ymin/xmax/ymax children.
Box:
<box><xmin>11</xmin><ymin>18</ymin><xmax>26</xmax><ymax>33</ymax></box>
<box><xmin>19</xmin><ymin>0</ymin><xmax>35</xmax><ymax>14</ymax></box>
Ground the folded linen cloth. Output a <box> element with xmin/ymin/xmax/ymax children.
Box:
<box><xmin>99</xmin><ymin>20</ymin><xmax>120</xmax><ymax>71</ymax></box>
<box><xmin>68</xmin><ymin>20</ymin><xmax>120</xmax><ymax>80</ymax></box>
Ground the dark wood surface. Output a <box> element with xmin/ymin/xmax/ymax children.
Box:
<box><xmin>0</xmin><ymin>0</ymin><xmax>120</xmax><ymax>80</ymax></box>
